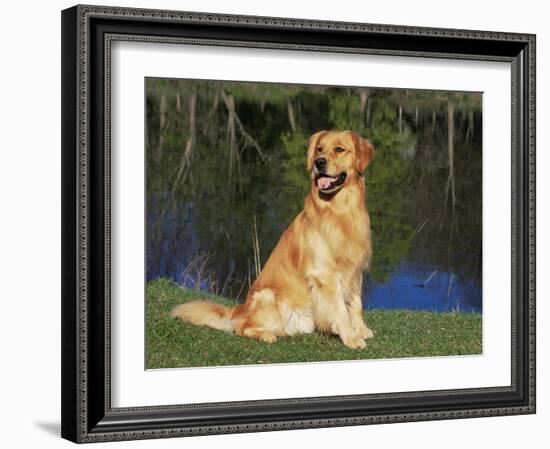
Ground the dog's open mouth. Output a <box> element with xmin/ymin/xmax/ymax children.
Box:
<box><xmin>316</xmin><ymin>172</ymin><xmax>347</xmax><ymax>191</ymax></box>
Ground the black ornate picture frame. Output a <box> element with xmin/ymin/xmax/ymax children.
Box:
<box><xmin>61</xmin><ymin>4</ymin><xmax>536</xmax><ymax>443</ymax></box>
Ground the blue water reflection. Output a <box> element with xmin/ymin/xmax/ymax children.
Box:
<box><xmin>363</xmin><ymin>265</ymin><xmax>481</xmax><ymax>313</ymax></box>
<box><xmin>147</xmin><ymin>199</ymin><xmax>482</xmax><ymax>314</ymax></box>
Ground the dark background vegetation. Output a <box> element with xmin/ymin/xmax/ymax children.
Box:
<box><xmin>146</xmin><ymin>78</ymin><xmax>482</xmax><ymax>313</ymax></box>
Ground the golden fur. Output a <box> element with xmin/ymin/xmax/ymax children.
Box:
<box><xmin>171</xmin><ymin>130</ymin><xmax>375</xmax><ymax>349</ymax></box>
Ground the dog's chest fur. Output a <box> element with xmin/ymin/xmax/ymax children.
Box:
<box><xmin>306</xmin><ymin>204</ymin><xmax>371</xmax><ymax>274</ymax></box>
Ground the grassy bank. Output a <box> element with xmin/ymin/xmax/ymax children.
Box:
<box><xmin>146</xmin><ymin>279</ymin><xmax>482</xmax><ymax>369</ymax></box>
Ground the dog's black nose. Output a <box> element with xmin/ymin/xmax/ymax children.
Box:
<box><xmin>314</xmin><ymin>157</ymin><xmax>326</xmax><ymax>171</ymax></box>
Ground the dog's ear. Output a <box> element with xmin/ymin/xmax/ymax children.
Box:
<box><xmin>350</xmin><ymin>132</ymin><xmax>375</xmax><ymax>173</ymax></box>
<box><xmin>306</xmin><ymin>131</ymin><xmax>327</xmax><ymax>170</ymax></box>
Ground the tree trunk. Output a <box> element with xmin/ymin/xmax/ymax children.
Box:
<box><xmin>466</xmin><ymin>110</ymin><xmax>474</xmax><ymax>141</ymax></box>
<box><xmin>156</xmin><ymin>94</ymin><xmax>168</xmax><ymax>162</ymax></box>
<box><xmin>398</xmin><ymin>104</ymin><xmax>403</xmax><ymax>135</ymax></box>
<box><xmin>176</xmin><ymin>92</ymin><xmax>181</xmax><ymax>114</ymax></box>
<box><xmin>366</xmin><ymin>99</ymin><xmax>372</xmax><ymax>129</ymax></box>
<box><xmin>445</xmin><ymin>101</ymin><xmax>456</xmax><ymax>211</ymax></box>
<box><xmin>226</xmin><ymin>93</ymin><xmax>238</xmax><ymax>182</ymax></box>
<box><xmin>221</xmin><ymin>90</ymin><xmax>266</xmax><ymax>166</ymax></box>
<box><xmin>287</xmin><ymin>100</ymin><xmax>297</xmax><ymax>132</ymax></box>
<box><xmin>159</xmin><ymin>94</ymin><xmax>168</xmax><ymax>130</ymax></box>
<box><xmin>172</xmin><ymin>92</ymin><xmax>197</xmax><ymax>194</ymax></box>
<box><xmin>359</xmin><ymin>89</ymin><xmax>369</xmax><ymax>131</ymax></box>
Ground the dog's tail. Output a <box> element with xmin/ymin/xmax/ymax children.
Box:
<box><xmin>170</xmin><ymin>301</ymin><xmax>237</xmax><ymax>333</ymax></box>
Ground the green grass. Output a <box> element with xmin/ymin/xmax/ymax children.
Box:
<box><xmin>146</xmin><ymin>278</ymin><xmax>482</xmax><ymax>369</ymax></box>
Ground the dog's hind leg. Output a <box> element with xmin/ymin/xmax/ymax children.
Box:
<box><xmin>241</xmin><ymin>327</ymin><xmax>278</xmax><ymax>343</ymax></box>
<box><xmin>233</xmin><ymin>288</ymin><xmax>284</xmax><ymax>344</ymax></box>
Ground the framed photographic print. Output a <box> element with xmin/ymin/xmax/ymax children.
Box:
<box><xmin>61</xmin><ymin>4</ymin><xmax>536</xmax><ymax>443</ymax></box>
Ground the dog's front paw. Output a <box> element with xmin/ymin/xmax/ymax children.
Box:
<box><xmin>341</xmin><ymin>334</ymin><xmax>367</xmax><ymax>349</ymax></box>
<box><xmin>360</xmin><ymin>326</ymin><xmax>374</xmax><ymax>339</ymax></box>
<box><xmin>259</xmin><ymin>332</ymin><xmax>278</xmax><ymax>344</ymax></box>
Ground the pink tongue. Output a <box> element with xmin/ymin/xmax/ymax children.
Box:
<box><xmin>317</xmin><ymin>176</ymin><xmax>336</xmax><ymax>189</ymax></box>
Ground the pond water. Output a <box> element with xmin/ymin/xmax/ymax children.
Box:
<box><xmin>146</xmin><ymin>79</ymin><xmax>482</xmax><ymax>314</ymax></box>
<box><xmin>363</xmin><ymin>265</ymin><xmax>481</xmax><ymax>313</ymax></box>
<box><xmin>147</xmin><ymin>198</ymin><xmax>482</xmax><ymax>313</ymax></box>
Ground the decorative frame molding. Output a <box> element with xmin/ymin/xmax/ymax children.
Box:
<box><xmin>61</xmin><ymin>4</ymin><xmax>536</xmax><ymax>443</ymax></box>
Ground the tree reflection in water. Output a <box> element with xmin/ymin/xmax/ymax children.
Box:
<box><xmin>146</xmin><ymin>79</ymin><xmax>482</xmax><ymax>313</ymax></box>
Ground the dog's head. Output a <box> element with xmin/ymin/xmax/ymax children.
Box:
<box><xmin>307</xmin><ymin>130</ymin><xmax>375</xmax><ymax>194</ymax></box>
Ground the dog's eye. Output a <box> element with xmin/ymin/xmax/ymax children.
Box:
<box><xmin>316</xmin><ymin>147</ymin><xmax>323</xmax><ymax>153</ymax></box>
<box><xmin>335</xmin><ymin>147</ymin><xmax>346</xmax><ymax>153</ymax></box>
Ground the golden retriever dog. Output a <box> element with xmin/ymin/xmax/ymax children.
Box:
<box><xmin>171</xmin><ymin>130</ymin><xmax>375</xmax><ymax>349</ymax></box>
